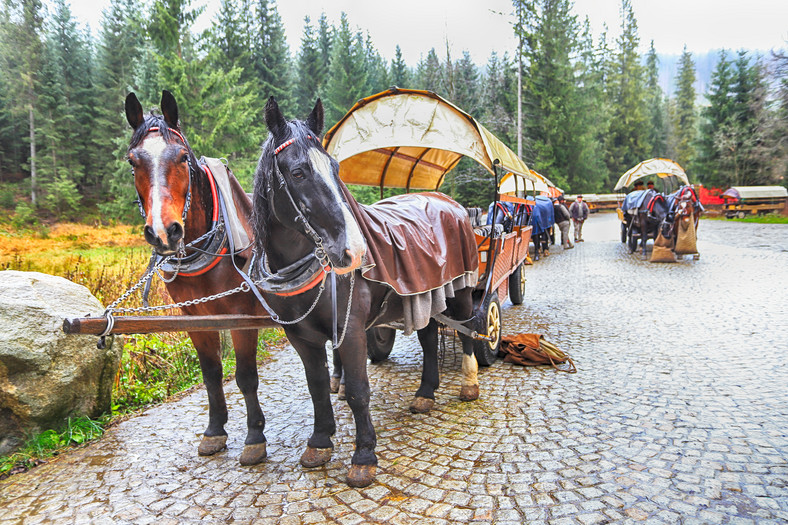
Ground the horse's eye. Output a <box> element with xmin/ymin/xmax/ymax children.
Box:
<box><xmin>127</xmin><ymin>158</ymin><xmax>135</xmax><ymax>167</ymax></box>
<box><xmin>180</xmin><ymin>154</ymin><xmax>189</xmax><ymax>164</ymax></box>
<box><xmin>291</xmin><ymin>169</ymin><xmax>304</xmax><ymax>179</ymax></box>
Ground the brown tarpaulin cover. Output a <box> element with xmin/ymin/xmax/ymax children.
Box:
<box><xmin>340</xmin><ymin>184</ymin><xmax>478</xmax><ymax>296</ymax></box>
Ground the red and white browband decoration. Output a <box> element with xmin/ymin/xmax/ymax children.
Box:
<box><xmin>274</xmin><ymin>135</ymin><xmax>313</xmax><ymax>155</ymax></box>
<box><xmin>148</xmin><ymin>126</ymin><xmax>187</xmax><ymax>145</ymax></box>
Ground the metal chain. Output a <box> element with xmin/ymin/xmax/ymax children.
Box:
<box><xmin>104</xmin><ymin>223</ymin><xmax>224</xmax><ymax>314</ymax></box>
<box><xmin>333</xmin><ymin>271</ymin><xmax>355</xmax><ymax>349</ymax></box>
<box><xmin>108</xmin><ymin>281</ymin><xmax>252</xmax><ymax>314</ymax></box>
<box><xmin>271</xmin><ymin>277</ymin><xmax>327</xmax><ymax>325</ymax></box>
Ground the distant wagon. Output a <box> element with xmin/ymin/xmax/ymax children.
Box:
<box><xmin>721</xmin><ymin>186</ymin><xmax>788</xmax><ymax>218</ymax></box>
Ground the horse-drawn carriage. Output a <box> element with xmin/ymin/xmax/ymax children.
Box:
<box><xmin>322</xmin><ymin>88</ymin><xmax>541</xmax><ymax>365</ymax></box>
<box><xmin>721</xmin><ymin>186</ymin><xmax>788</xmax><ymax>218</ymax></box>
<box><xmin>65</xmin><ymin>88</ymin><xmax>542</xmax><ymax>488</ymax></box>
<box><xmin>614</xmin><ymin>158</ymin><xmax>703</xmax><ymax>259</ymax></box>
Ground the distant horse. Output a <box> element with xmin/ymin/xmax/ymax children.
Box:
<box><xmin>250</xmin><ymin>97</ymin><xmax>480</xmax><ymax>487</ymax></box>
<box><xmin>663</xmin><ymin>185</ymin><xmax>703</xmax><ymax>251</ymax></box>
<box><xmin>124</xmin><ymin>91</ymin><xmax>268</xmax><ymax>466</ymax></box>
<box><xmin>622</xmin><ymin>189</ymin><xmax>669</xmax><ymax>255</ymax></box>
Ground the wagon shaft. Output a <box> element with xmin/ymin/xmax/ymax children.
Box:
<box><xmin>62</xmin><ymin>314</ymin><xmax>278</xmax><ymax>336</ymax></box>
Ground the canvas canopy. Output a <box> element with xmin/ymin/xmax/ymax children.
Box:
<box><xmin>721</xmin><ymin>186</ymin><xmax>788</xmax><ymax>201</ymax></box>
<box><xmin>323</xmin><ymin>88</ymin><xmax>543</xmax><ymax>192</ymax></box>
<box><xmin>499</xmin><ymin>169</ymin><xmax>561</xmax><ymax>197</ymax></box>
<box><xmin>613</xmin><ymin>158</ymin><xmax>690</xmax><ymax>191</ymax></box>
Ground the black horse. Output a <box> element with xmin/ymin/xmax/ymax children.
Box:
<box><xmin>250</xmin><ymin>97</ymin><xmax>480</xmax><ymax>487</ymax></box>
<box><xmin>621</xmin><ymin>189</ymin><xmax>669</xmax><ymax>255</ymax></box>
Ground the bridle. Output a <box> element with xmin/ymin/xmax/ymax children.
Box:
<box><xmin>253</xmin><ymin>134</ymin><xmax>335</xmax><ymax>296</ymax></box>
<box><xmin>131</xmin><ymin>126</ymin><xmax>194</xmax><ymax>225</ymax></box>
<box><xmin>251</xmin><ymin>133</ymin><xmax>355</xmax><ymax>349</ymax></box>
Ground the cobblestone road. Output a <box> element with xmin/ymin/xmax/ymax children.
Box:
<box><xmin>2</xmin><ymin>213</ymin><xmax>787</xmax><ymax>524</ymax></box>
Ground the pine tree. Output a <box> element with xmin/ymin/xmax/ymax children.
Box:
<box><xmin>673</xmin><ymin>46</ymin><xmax>697</xmax><ymax>170</ymax></box>
<box><xmin>324</xmin><ymin>13</ymin><xmax>367</xmax><ymax>126</ymax></box>
<box><xmin>516</xmin><ymin>0</ymin><xmax>605</xmax><ymax>192</ymax></box>
<box><xmin>0</xmin><ymin>0</ymin><xmax>44</xmax><ymax>204</ymax></box>
<box><xmin>415</xmin><ymin>48</ymin><xmax>442</xmax><ymax>92</ymax></box>
<box><xmin>211</xmin><ymin>0</ymin><xmax>255</xmax><ymax>86</ymax></box>
<box><xmin>723</xmin><ymin>53</ymin><xmax>776</xmax><ymax>185</ymax></box>
<box><xmin>147</xmin><ymin>0</ymin><xmax>204</xmax><ymax>58</ymax></box>
<box><xmin>364</xmin><ymin>34</ymin><xmax>390</xmax><ymax>96</ymax></box>
<box><xmin>316</xmin><ymin>12</ymin><xmax>332</xmax><ymax>78</ymax></box>
<box><xmin>94</xmin><ymin>0</ymin><xmax>148</xmax><ymax>221</ymax></box>
<box><xmin>390</xmin><ymin>45</ymin><xmax>410</xmax><ymax>88</ymax></box>
<box><xmin>604</xmin><ymin>0</ymin><xmax>649</xmax><ymax>188</ymax></box>
<box><xmin>645</xmin><ymin>41</ymin><xmax>667</xmax><ymax>157</ymax></box>
<box><xmin>251</xmin><ymin>0</ymin><xmax>292</xmax><ymax>113</ymax></box>
<box><xmin>294</xmin><ymin>16</ymin><xmax>324</xmax><ymax>116</ymax></box>
<box><xmin>695</xmin><ymin>50</ymin><xmax>733</xmax><ymax>186</ymax></box>
<box><xmin>40</xmin><ymin>0</ymin><xmax>96</xmax><ymax>201</ymax></box>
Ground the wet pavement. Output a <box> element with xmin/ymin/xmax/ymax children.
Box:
<box><xmin>2</xmin><ymin>213</ymin><xmax>787</xmax><ymax>524</ymax></box>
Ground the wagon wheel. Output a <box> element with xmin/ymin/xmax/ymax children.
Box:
<box><xmin>473</xmin><ymin>291</ymin><xmax>501</xmax><ymax>367</ymax></box>
<box><xmin>627</xmin><ymin>225</ymin><xmax>638</xmax><ymax>253</ymax></box>
<box><xmin>508</xmin><ymin>264</ymin><xmax>526</xmax><ymax>305</ymax></box>
<box><xmin>366</xmin><ymin>327</ymin><xmax>396</xmax><ymax>363</ymax></box>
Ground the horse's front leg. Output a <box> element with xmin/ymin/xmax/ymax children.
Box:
<box><xmin>190</xmin><ymin>331</ymin><xmax>229</xmax><ymax>456</ymax></box>
<box><xmin>410</xmin><ymin>319</ymin><xmax>440</xmax><ymax>414</ymax></box>
<box><xmin>231</xmin><ymin>328</ymin><xmax>267</xmax><ymax>466</ymax></box>
<box><xmin>289</xmin><ymin>335</ymin><xmax>336</xmax><ymax>469</ymax></box>
<box><xmin>330</xmin><ymin>347</ymin><xmax>346</xmax><ymax>399</ymax></box>
<box><xmin>338</xmin><ymin>322</ymin><xmax>378</xmax><ymax>488</ymax></box>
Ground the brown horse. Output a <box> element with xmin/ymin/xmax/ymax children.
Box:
<box><xmin>124</xmin><ymin>90</ymin><xmax>267</xmax><ymax>465</ymax></box>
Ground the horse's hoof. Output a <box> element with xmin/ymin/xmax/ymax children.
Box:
<box><xmin>460</xmin><ymin>385</ymin><xmax>479</xmax><ymax>402</ymax></box>
<box><xmin>347</xmin><ymin>464</ymin><xmax>376</xmax><ymax>488</ymax></box>
<box><xmin>330</xmin><ymin>376</ymin><xmax>341</xmax><ymax>393</ymax></box>
<box><xmin>337</xmin><ymin>383</ymin><xmax>346</xmax><ymax>400</ymax></box>
<box><xmin>239</xmin><ymin>442</ymin><xmax>267</xmax><ymax>466</ymax></box>
<box><xmin>198</xmin><ymin>435</ymin><xmax>227</xmax><ymax>456</ymax></box>
<box><xmin>300</xmin><ymin>446</ymin><xmax>333</xmax><ymax>468</ymax></box>
<box><xmin>409</xmin><ymin>396</ymin><xmax>434</xmax><ymax>414</ymax></box>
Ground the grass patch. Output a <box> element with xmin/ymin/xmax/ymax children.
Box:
<box><xmin>0</xmin><ymin>417</ymin><xmax>105</xmax><ymax>479</ymax></box>
<box><xmin>702</xmin><ymin>213</ymin><xmax>788</xmax><ymax>224</ymax></box>
<box><xmin>0</xmin><ymin>222</ymin><xmax>287</xmax><ymax>478</ymax></box>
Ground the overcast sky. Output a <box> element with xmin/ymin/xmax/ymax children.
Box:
<box><xmin>68</xmin><ymin>0</ymin><xmax>788</xmax><ymax>65</ymax></box>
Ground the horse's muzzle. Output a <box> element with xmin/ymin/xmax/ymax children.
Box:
<box><xmin>333</xmin><ymin>249</ymin><xmax>363</xmax><ymax>275</ymax></box>
<box><xmin>144</xmin><ymin>222</ymin><xmax>184</xmax><ymax>254</ymax></box>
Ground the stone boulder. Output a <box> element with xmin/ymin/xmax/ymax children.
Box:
<box><xmin>0</xmin><ymin>271</ymin><xmax>121</xmax><ymax>455</ymax></box>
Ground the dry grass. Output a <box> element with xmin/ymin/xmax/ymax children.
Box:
<box><xmin>1</xmin><ymin>223</ymin><xmax>173</xmax><ymax>309</ymax></box>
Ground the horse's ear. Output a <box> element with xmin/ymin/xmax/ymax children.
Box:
<box><xmin>125</xmin><ymin>92</ymin><xmax>144</xmax><ymax>130</ymax></box>
<box><xmin>264</xmin><ymin>96</ymin><xmax>288</xmax><ymax>140</ymax></box>
<box><xmin>306</xmin><ymin>99</ymin><xmax>324</xmax><ymax>136</ymax></box>
<box><xmin>161</xmin><ymin>90</ymin><xmax>179</xmax><ymax>129</ymax></box>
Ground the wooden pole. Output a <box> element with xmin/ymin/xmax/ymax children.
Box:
<box><xmin>62</xmin><ymin>315</ymin><xmax>279</xmax><ymax>336</ymax></box>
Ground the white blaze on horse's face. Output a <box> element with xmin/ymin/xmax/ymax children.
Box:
<box><xmin>134</xmin><ymin>133</ymin><xmax>186</xmax><ymax>254</ymax></box>
<box><xmin>141</xmin><ymin>135</ymin><xmax>169</xmax><ymax>243</ymax></box>
<box><xmin>307</xmin><ymin>146</ymin><xmax>366</xmax><ymax>271</ymax></box>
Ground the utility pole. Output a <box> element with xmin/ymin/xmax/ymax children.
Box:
<box><xmin>516</xmin><ymin>2</ymin><xmax>523</xmax><ymax>159</ymax></box>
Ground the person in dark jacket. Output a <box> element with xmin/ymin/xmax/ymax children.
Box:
<box><xmin>553</xmin><ymin>196</ymin><xmax>573</xmax><ymax>249</ymax></box>
<box><xmin>569</xmin><ymin>195</ymin><xmax>590</xmax><ymax>242</ymax></box>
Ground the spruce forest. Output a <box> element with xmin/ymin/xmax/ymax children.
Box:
<box><xmin>0</xmin><ymin>0</ymin><xmax>786</xmax><ymax>222</ymax></box>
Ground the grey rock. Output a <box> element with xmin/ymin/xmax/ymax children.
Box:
<box><xmin>0</xmin><ymin>271</ymin><xmax>120</xmax><ymax>455</ymax></box>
